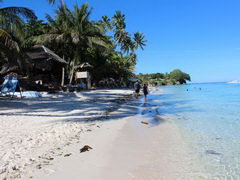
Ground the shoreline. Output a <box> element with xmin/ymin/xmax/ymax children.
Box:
<box><xmin>1</xmin><ymin>88</ymin><xmax>205</xmax><ymax>179</ymax></box>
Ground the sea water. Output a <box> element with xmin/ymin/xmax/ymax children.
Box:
<box><xmin>148</xmin><ymin>83</ymin><xmax>240</xmax><ymax>179</ymax></box>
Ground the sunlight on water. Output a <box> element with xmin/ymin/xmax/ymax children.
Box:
<box><xmin>149</xmin><ymin>83</ymin><xmax>240</xmax><ymax>178</ymax></box>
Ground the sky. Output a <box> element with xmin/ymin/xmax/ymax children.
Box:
<box><xmin>2</xmin><ymin>0</ymin><xmax>240</xmax><ymax>82</ymax></box>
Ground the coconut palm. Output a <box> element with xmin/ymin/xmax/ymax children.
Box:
<box><xmin>133</xmin><ymin>32</ymin><xmax>146</xmax><ymax>51</ymax></box>
<box><xmin>36</xmin><ymin>4</ymin><xmax>111</xmax><ymax>84</ymax></box>
<box><xmin>100</xmin><ymin>15</ymin><xmax>112</xmax><ymax>32</ymax></box>
<box><xmin>0</xmin><ymin>5</ymin><xmax>35</xmax><ymax>50</ymax></box>
<box><xmin>0</xmin><ymin>29</ymin><xmax>19</xmax><ymax>51</ymax></box>
<box><xmin>112</xmin><ymin>11</ymin><xmax>128</xmax><ymax>45</ymax></box>
<box><xmin>111</xmin><ymin>11</ymin><xmax>146</xmax><ymax>55</ymax></box>
<box><xmin>0</xmin><ymin>1</ymin><xmax>36</xmax><ymax>75</ymax></box>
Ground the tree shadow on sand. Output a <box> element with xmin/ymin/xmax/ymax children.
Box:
<box><xmin>0</xmin><ymin>91</ymin><xmax>140</xmax><ymax>123</ymax></box>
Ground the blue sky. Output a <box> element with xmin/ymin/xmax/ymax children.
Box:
<box><xmin>3</xmin><ymin>0</ymin><xmax>240</xmax><ymax>82</ymax></box>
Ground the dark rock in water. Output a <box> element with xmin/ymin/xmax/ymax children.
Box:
<box><xmin>205</xmin><ymin>150</ymin><xmax>222</xmax><ymax>156</ymax></box>
<box><xmin>80</xmin><ymin>145</ymin><xmax>93</xmax><ymax>153</ymax></box>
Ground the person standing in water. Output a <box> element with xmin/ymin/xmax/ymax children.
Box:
<box><xmin>134</xmin><ymin>81</ymin><xmax>141</xmax><ymax>98</ymax></box>
<box><xmin>143</xmin><ymin>83</ymin><xmax>149</xmax><ymax>101</ymax></box>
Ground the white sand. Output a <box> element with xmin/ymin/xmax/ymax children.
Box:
<box><xmin>0</xmin><ymin>89</ymin><xmax>133</xmax><ymax>180</ymax></box>
<box><xmin>0</xmin><ymin>88</ymin><xmax>205</xmax><ymax>180</ymax></box>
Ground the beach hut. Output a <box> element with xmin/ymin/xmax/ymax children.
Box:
<box><xmin>25</xmin><ymin>45</ymin><xmax>67</xmax><ymax>85</ymax></box>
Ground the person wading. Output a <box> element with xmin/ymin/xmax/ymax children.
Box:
<box><xmin>134</xmin><ymin>81</ymin><xmax>141</xmax><ymax>98</ymax></box>
<box><xmin>143</xmin><ymin>83</ymin><xmax>149</xmax><ymax>102</ymax></box>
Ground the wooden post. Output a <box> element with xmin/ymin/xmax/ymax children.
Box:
<box><xmin>69</xmin><ymin>60</ymin><xmax>75</xmax><ymax>84</ymax></box>
<box><xmin>87</xmin><ymin>73</ymin><xmax>91</xmax><ymax>89</ymax></box>
<box><xmin>61</xmin><ymin>67</ymin><xmax>65</xmax><ymax>86</ymax></box>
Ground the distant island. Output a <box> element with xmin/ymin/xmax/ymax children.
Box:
<box><xmin>137</xmin><ymin>69</ymin><xmax>191</xmax><ymax>86</ymax></box>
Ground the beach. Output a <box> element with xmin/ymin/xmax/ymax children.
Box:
<box><xmin>0</xmin><ymin>88</ymin><xmax>203</xmax><ymax>180</ymax></box>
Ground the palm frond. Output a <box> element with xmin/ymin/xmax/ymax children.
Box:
<box><xmin>87</xmin><ymin>36</ymin><xmax>111</xmax><ymax>49</ymax></box>
<box><xmin>34</xmin><ymin>33</ymin><xmax>61</xmax><ymax>44</ymax></box>
<box><xmin>0</xmin><ymin>7</ymin><xmax>36</xmax><ymax>19</ymax></box>
<box><xmin>0</xmin><ymin>29</ymin><xmax>19</xmax><ymax>51</ymax></box>
<box><xmin>133</xmin><ymin>32</ymin><xmax>147</xmax><ymax>50</ymax></box>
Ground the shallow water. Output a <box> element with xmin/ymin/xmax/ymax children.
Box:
<box><xmin>145</xmin><ymin>83</ymin><xmax>240</xmax><ymax>179</ymax></box>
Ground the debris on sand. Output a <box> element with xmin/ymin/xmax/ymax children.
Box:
<box><xmin>80</xmin><ymin>145</ymin><xmax>93</xmax><ymax>153</ymax></box>
<box><xmin>205</xmin><ymin>150</ymin><xmax>222</xmax><ymax>156</ymax></box>
<box><xmin>141</xmin><ymin>121</ymin><xmax>149</xmax><ymax>125</ymax></box>
<box><xmin>64</xmin><ymin>153</ymin><xmax>72</xmax><ymax>157</ymax></box>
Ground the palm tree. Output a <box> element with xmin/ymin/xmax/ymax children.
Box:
<box><xmin>111</xmin><ymin>11</ymin><xmax>146</xmax><ymax>55</ymax></box>
<box><xmin>100</xmin><ymin>15</ymin><xmax>112</xmax><ymax>32</ymax></box>
<box><xmin>0</xmin><ymin>29</ymin><xmax>19</xmax><ymax>51</ymax></box>
<box><xmin>133</xmin><ymin>32</ymin><xmax>146</xmax><ymax>51</ymax></box>
<box><xmin>112</xmin><ymin>11</ymin><xmax>128</xmax><ymax>45</ymax></box>
<box><xmin>0</xmin><ymin>4</ymin><xmax>35</xmax><ymax>50</ymax></box>
<box><xmin>0</xmin><ymin>1</ymin><xmax>35</xmax><ymax>75</ymax></box>
<box><xmin>36</xmin><ymin>4</ymin><xmax>111</xmax><ymax>84</ymax></box>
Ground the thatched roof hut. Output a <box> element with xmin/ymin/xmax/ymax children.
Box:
<box><xmin>26</xmin><ymin>45</ymin><xmax>67</xmax><ymax>71</ymax></box>
<box><xmin>25</xmin><ymin>45</ymin><xmax>67</xmax><ymax>84</ymax></box>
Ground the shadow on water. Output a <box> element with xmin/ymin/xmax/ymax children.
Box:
<box><xmin>137</xmin><ymin>91</ymin><xmax>202</xmax><ymax>127</ymax></box>
<box><xmin>138</xmin><ymin>101</ymin><xmax>166</xmax><ymax>127</ymax></box>
<box><xmin>148</xmin><ymin>115</ymin><xmax>165</xmax><ymax>127</ymax></box>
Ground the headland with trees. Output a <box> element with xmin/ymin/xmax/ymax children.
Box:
<box><xmin>137</xmin><ymin>69</ymin><xmax>191</xmax><ymax>86</ymax></box>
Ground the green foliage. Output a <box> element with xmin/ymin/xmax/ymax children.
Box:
<box><xmin>22</xmin><ymin>18</ymin><xmax>50</xmax><ymax>48</ymax></box>
<box><xmin>169</xmin><ymin>69</ymin><xmax>191</xmax><ymax>84</ymax></box>
<box><xmin>137</xmin><ymin>70</ymin><xmax>191</xmax><ymax>86</ymax></box>
<box><xmin>0</xmin><ymin>1</ymin><xmax>146</xmax><ymax>85</ymax></box>
<box><xmin>0</xmin><ymin>2</ymin><xmax>36</xmax><ymax>75</ymax></box>
<box><xmin>0</xmin><ymin>3</ymin><xmax>36</xmax><ymax>50</ymax></box>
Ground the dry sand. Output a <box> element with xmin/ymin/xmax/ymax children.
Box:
<box><xmin>0</xmin><ymin>89</ymin><xmax>134</xmax><ymax>180</ymax></box>
<box><xmin>0</xmin><ymin>88</ymin><xmax>205</xmax><ymax>180</ymax></box>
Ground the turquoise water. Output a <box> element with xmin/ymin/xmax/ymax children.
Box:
<box><xmin>150</xmin><ymin>83</ymin><xmax>240</xmax><ymax>178</ymax></box>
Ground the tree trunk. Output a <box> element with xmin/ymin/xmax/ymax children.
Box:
<box><xmin>61</xmin><ymin>67</ymin><xmax>65</xmax><ymax>86</ymax></box>
<box><xmin>69</xmin><ymin>59</ymin><xmax>75</xmax><ymax>84</ymax></box>
<box><xmin>60</xmin><ymin>0</ymin><xmax>65</xmax><ymax>7</ymax></box>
